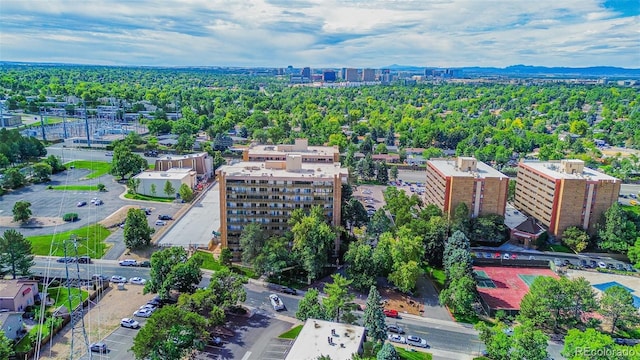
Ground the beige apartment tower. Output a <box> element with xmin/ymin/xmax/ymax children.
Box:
<box><xmin>243</xmin><ymin>139</ymin><xmax>340</xmax><ymax>163</ymax></box>
<box><xmin>424</xmin><ymin>157</ymin><xmax>509</xmax><ymax>218</ymax></box>
<box><xmin>217</xmin><ymin>155</ymin><xmax>348</xmax><ymax>258</ymax></box>
<box><xmin>514</xmin><ymin>159</ymin><xmax>620</xmax><ymax>238</ymax></box>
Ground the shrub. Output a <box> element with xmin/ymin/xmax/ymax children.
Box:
<box><xmin>63</xmin><ymin>213</ymin><xmax>79</xmax><ymax>222</ymax></box>
<box><xmin>97</xmin><ymin>183</ymin><xmax>106</xmax><ymax>192</ymax></box>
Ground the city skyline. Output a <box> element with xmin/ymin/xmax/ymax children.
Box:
<box><xmin>1</xmin><ymin>0</ymin><xmax>638</xmax><ymax>68</ymax></box>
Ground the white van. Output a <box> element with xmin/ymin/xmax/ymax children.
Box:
<box><xmin>119</xmin><ymin>259</ymin><xmax>138</xmax><ymax>267</ymax></box>
<box><xmin>269</xmin><ymin>294</ymin><xmax>285</xmax><ymax>311</ymax></box>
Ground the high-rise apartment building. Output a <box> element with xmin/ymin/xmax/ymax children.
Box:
<box><xmin>362</xmin><ymin>68</ymin><xmax>376</xmax><ymax>82</ymax></box>
<box><xmin>217</xmin><ymin>156</ymin><xmax>348</xmax><ymax>257</ymax></box>
<box><xmin>243</xmin><ymin>139</ymin><xmax>340</xmax><ymax>163</ymax></box>
<box><xmin>343</xmin><ymin>68</ymin><xmax>359</xmax><ymax>82</ymax></box>
<box><xmin>514</xmin><ymin>160</ymin><xmax>620</xmax><ymax>237</ymax></box>
<box><xmin>424</xmin><ymin>157</ymin><xmax>509</xmax><ymax>218</ymax></box>
<box><xmin>301</xmin><ymin>67</ymin><xmax>311</xmax><ymax>79</ymax></box>
<box><xmin>323</xmin><ymin>70</ymin><xmax>336</xmax><ymax>82</ymax></box>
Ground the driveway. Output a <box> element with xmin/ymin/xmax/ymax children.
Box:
<box><xmin>157</xmin><ymin>183</ymin><xmax>220</xmax><ymax>248</ymax></box>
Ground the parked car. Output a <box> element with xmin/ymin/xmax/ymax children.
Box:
<box><xmin>269</xmin><ymin>294</ymin><xmax>285</xmax><ymax>311</ymax></box>
<box><xmin>387</xmin><ymin>324</ymin><xmax>405</xmax><ymax>334</ymax></box>
<box><xmin>76</xmin><ymin>201</ymin><xmax>87</xmax><ymax>207</ymax></box>
<box><xmin>120</xmin><ymin>318</ymin><xmax>140</xmax><ymax>329</ymax></box>
<box><xmin>158</xmin><ymin>215</ymin><xmax>173</xmax><ymax>220</ymax></box>
<box><xmin>528</xmin><ymin>255</ymin><xmax>536</xmax><ymax>260</ymax></box>
<box><xmin>383</xmin><ymin>309</ymin><xmax>399</xmax><ymax>318</ymax></box>
<box><xmin>615</xmin><ymin>263</ymin><xmax>625</xmax><ymax>271</ymax></box>
<box><xmin>598</xmin><ymin>261</ymin><xmax>607</xmax><ymax>269</ymax></box>
<box><xmin>279</xmin><ymin>286</ymin><xmax>297</xmax><ymax>295</ymax></box>
<box><xmin>138</xmin><ymin>260</ymin><xmax>151</xmax><ymax>268</ymax></box>
<box><xmin>483</xmin><ymin>252</ymin><xmax>492</xmax><ymax>259</ymax></box>
<box><xmin>110</xmin><ymin>276</ymin><xmax>127</xmax><ymax>283</ymax></box>
<box><xmin>119</xmin><ymin>259</ymin><xmax>138</xmax><ymax>266</ymax></box>
<box><xmin>90</xmin><ymin>197</ymin><xmax>98</xmax><ymax>204</ymax></box>
<box><xmin>494</xmin><ymin>253</ymin><xmax>501</xmax><ymax>259</ymax></box>
<box><xmin>502</xmin><ymin>253</ymin><xmax>510</xmax><ymax>260</ymax></box>
<box><xmin>589</xmin><ymin>260</ymin><xmax>598</xmax><ymax>268</ymax></box>
<box><xmin>406</xmin><ymin>335</ymin><xmax>428</xmax><ymax>348</ymax></box>
<box><xmin>626</xmin><ymin>264</ymin><xmax>637</xmax><ymax>272</ymax></box>
<box><xmin>77</xmin><ymin>256</ymin><xmax>91</xmax><ymax>264</ymax></box>
<box><xmin>388</xmin><ymin>334</ymin><xmax>406</xmax><ymax>344</ymax></box>
<box><xmin>90</xmin><ymin>342</ymin><xmax>107</xmax><ymax>353</ymax></box>
<box><xmin>133</xmin><ymin>308</ymin><xmax>153</xmax><ymax>318</ymax></box>
<box><xmin>606</xmin><ymin>263</ymin><xmax>615</xmax><ymax>270</ymax></box>
<box><xmin>510</xmin><ymin>254</ymin><xmax>518</xmax><ymax>260</ymax></box>
<box><xmin>579</xmin><ymin>259</ymin><xmax>588</xmax><ymax>268</ymax></box>
<box><xmin>56</xmin><ymin>257</ymin><xmax>75</xmax><ymax>263</ymax></box>
<box><xmin>92</xmin><ymin>274</ymin><xmax>108</xmax><ymax>281</ymax></box>
<box><xmin>129</xmin><ymin>277</ymin><xmax>147</xmax><ymax>285</ymax></box>
<box><xmin>553</xmin><ymin>258</ymin><xmax>563</xmax><ymax>267</ymax></box>
<box><xmin>563</xmin><ymin>259</ymin><xmax>571</xmax><ymax>266</ymax></box>
<box><xmin>209</xmin><ymin>336</ymin><xmax>223</xmax><ymax>347</ymax></box>
<box><xmin>139</xmin><ymin>304</ymin><xmax>157</xmax><ymax>312</ymax></box>
<box><xmin>155</xmin><ymin>220</ymin><xmax>166</xmax><ymax>226</ymax></box>
<box><xmin>105</xmin><ymin>152</ymin><xmax>113</xmax><ymax>156</ymax></box>
<box><xmin>94</xmin><ymin>199</ymin><xmax>103</xmax><ymax>206</ymax></box>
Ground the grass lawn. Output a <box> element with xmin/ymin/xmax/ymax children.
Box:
<box><xmin>279</xmin><ymin>325</ymin><xmax>303</xmax><ymax>339</ymax></box>
<box><xmin>622</xmin><ymin>204</ymin><xmax>640</xmax><ymax>216</ymax></box>
<box><xmin>15</xmin><ymin>324</ymin><xmax>49</xmax><ymax>353</ymax></box>
<box><xmin>192</xmin><ymin>250</ymin><xmax>225</xmax><ymax>271</ymax></box>
<box><xmin>233</xmin><ymin>264</ymin><xmax>259</xmax><ymax>279</ymax></box>
<box><xmin>396</xmin><ymin>347</ymin><xmax>433</xmax><ymax>360</ymax></box>
<box><xmin>48</xmin><ymin>184</ymin><xmax>101</xmax><ymax>191</ymax></box>
<box><xmin>424</xmin><ymin>266</ymin><xmax>445</xmax><ymax>290</ymax></box>
<box><xmin>148</xmin><ymin>164</ymin><xmax>155</xmax><ymax>170</ymax></box>
<box><xmin>27</xmin><ymin>223</ymin><xmax>110</xmax><ymax>257</ymax></box>
<box><xmin>47</xmin><ymin>287</ymin><xmax>89</xmax><ymax>312</ymax></box>
<box><xmin>549</xmin><ymin>244</ymin><xmax>572</xmax><ymax>253</ymax></box>
<box><xmin>66</xmin><ymin>160</ymin><xmax>111</xmax><ymax>179</ymax></box>
<box><xmin>124</xmin><ymin>193</ymin><xmax>174</xmax><ymax>202</ymax></box>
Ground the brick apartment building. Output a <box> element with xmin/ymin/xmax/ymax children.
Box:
<box><xmin>514</xmin><ymin>159</ymin><xmax>620</xmax><ymax>238</ymax></box>
<box><xmin>217</xmin><ymin>154</ymin><xmax>348</xmax><ymax>258</ymax></box>
<box><xmin>424</xmin><ymin>157</ymin><xmax>509</xmax><ymax>218</ymax></box>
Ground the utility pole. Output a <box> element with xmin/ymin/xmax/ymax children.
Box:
<box><xmin>63</xmin><ymin>235</ymin><xmax>92</xmax><ymax>359</ymax></box>
<box><xmin>62</xmin><ymin>107</ymin><xmax>68</xmax><ymax>139</ymax></box>
<box><xmin>39</xmin><ymin>107</ymin><xmax>47</xmax><ymax>142</ymax></box>
<box><xmin>83</xmin><ymin>100</ymin><xmax>91</xmax><ymax>147</ymax></box>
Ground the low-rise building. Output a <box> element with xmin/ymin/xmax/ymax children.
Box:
<box><xmin>0</xmin><ymin>312</ymin><xmax>25</xmax><ymax>340</ymax></box>
<box><xmin>285</xmin><ymin>318</ymin><xmax>365</xmax><ymax>360</ymax></box>
<box><xmin>154</xmin><ymin>152</ymin><xmax>213</xmax><ymax>180</ymax></box>
<box><xmin>132</xmin><ymin>168</ymin><xmax>196</xmax><ymax>197</ymax></box>
<box><xmin>0</xmin><ymin>280</ymin><xmax>39</xmax><ymax>312</ymax></box>
<box><xmin>243</xmin><ymin>139</ymin><xmax>340</xmax><ymax>164</ymax></box>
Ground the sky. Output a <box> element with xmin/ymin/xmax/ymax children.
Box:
<box><xmin>1</xmin><ymin>0</ymin><xmax>639</xmax><ymax>68</ymax></box>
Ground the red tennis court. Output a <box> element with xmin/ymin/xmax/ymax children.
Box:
<box><xmin>474</xmin><ymin>266</ymin><xmax>558</xmax><ymax>311</ymax></box>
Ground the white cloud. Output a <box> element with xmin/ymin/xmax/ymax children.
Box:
<box><xmin>0</xmin><ymin>0</ymin><xmax>637</xmax><ymax>67</ymax></box>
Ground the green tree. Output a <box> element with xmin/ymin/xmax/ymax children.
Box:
<box><xmin>367</xmin><ymin>209</ymin><xmax>393</xmax><ymax>238</ymax></box>
<box><xmin>292</xmin><ymin>207</ymin><xmax>335</xmax><ymax>283</ymax></box>
<box><xmin>110</xmin><ymin>142</ymin><xmax>147</xmax><ymax>180</ymax></box>
<box><xmin>178</xmin><ymin>183</ymin><xmax>194</xmax><ymax>202</ymax></box>
<box><xmin>323</xmin><ymin>274</ymin><xmax>354</xmax><ymax>323</ymax></box>
<box><xmin>12</xmin><ymin>200</ymin><xmax>32</xmax><ymax>224</ymax></box>
<box><xmin>376</xmin><ymin>342</ymin><xmax>400</xmax><ymax>360</ymax></box>
<box><xmin>123</xmin><ymin>208</ymin><xmax>154</xmax><ymax>249</ymax></box>
<box><xmin>128</xmin><ymin>177</ymin><xmax>141</xmax><ymax>194</ymax></box>
<box><xmin>132</xmin><ymin>305</ymin><xmax>208</xmax><ymax>360</ymax></box>
<box><xmin>599</xmin><ymin>285</ymin><xmax>639</xmax><ymax>334</ymax></box>
<box><xmin>145</xmin><ymin>247</ymin><xmax>189</xmax><ymax>299</ymax></box>
<box><xmin>206</xmin><ymin>267</ymin><xmax>247</xmax><ymax>308</ymax></box>
<box><xmin>177</xmin><ymin>289</ymin><xmax>225</xmax><ymax>326</ymax></box>
<box><xmin>150</xmin><ymin>183</ymin><xmax>157</xmax><ymax>197</ymax></box>
<box><xmin>562</xmin><ymin>328</ymin><xmax>615</xmax><ymax>360</ymax></box>
<box><xmin>239</xmin><ymin>223</ymin><xmax>265</xmax><ymax>265</ymax></box>
<box><xmin>439</xmin><ymin>263</ymin><xmax>476</xmax><ymax>317</ymax></box>
<box><xmin>166</xmin><ymin>256</ymin><xmax>203</xmax><ymax>295</ymax></box>
<box><xmin>598</xmin><ymin>202</ymin><xmax>637</xmax><ymax>252</ymax></box>
<box><xmin>376</xmin><ymin>162</ymin><xmax>389</xmax><ymax>184</ymax></box>
<box><xmin>219</xmin><ymin>248</ymin><xmax>233</xmax><ymax>267</ymax></box>
<box><xmin>163</xmin><ymin>180</ymin><xmax>176</xmax><ymax>198</ymax></box>
<box><xmin>0</xmin><ymin>331</ymin><xmax>14</xmax><ymax>360</ymax></box>
<box><xmin>0</xmin><ymin>229</ymin><xmax>35</xmax><ymax>279</ymax></box>
<box><xmin>32</xmin><ymin>162</ymin><xmax>52</xmax><ymax>182</ymax></box>
<box><xmin>3</xmin><ymin>168</ymin><xmax>26</xmax><ymax>189</ymax></box>
<box><xmin>296</xmin><ymin>288</ymin><xmax>328</xmax><ymax>321</ymax></box>
<box><xmin>388</xmin><ymin>260</ymin><xmax>422</xmax><ymax>294</ymax></box>
<box><xmin>362</xmin><ymin>286</ymin><xmax>387</xmax><ymax>343</ymax></box>
<box><xmin>562</xmin><ymin>226</ymin><xmax>589</xmax><ymax>253</ymax></box>
<box><xmin>511</xmin><ymin>321</ymin><xmax>549</xmax><ymax>360</ymax></box>
<box><xmin>389</xmin><ymin>165</ymin><xmax>398</xmax><ymax>180</ymax></box>
<box><xmin>443</xmin><ymin>230</ymin><xmax>472</xmax><ymax>279</ymax></box>
<box><xmin>475</xmin><ymin>322</ymin><xmax>512</xmax><ymax>360</ymax></box>
<box><xmin>253</xmin><ymin>236</ymin><xmax>295</xmax><ymax>276</ymax></box>
<box><xmin>344</xmin><ymin>240</ymin><xmax>377</xmax><ymax>291</ymax></box>
<box><xmin>450</xmin><ymin>202</ymin><xmax>471</xmax><ymax>236</ymax></box>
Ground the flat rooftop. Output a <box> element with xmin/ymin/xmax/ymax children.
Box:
<box><xmin>285</xmin><ymin>319</ymin><xmax>365</xmax><ymax>360</ymax></box>
<box><xmin>504</xmin><ymin>204</ymin><xmax>528</xmax><ymax>229</ymax></box>
<box><xmin>428</xmin><ymin>159</ymin><xmax>508</xmax><ymax>179</ymax></box>
<box><xmin>156</xmin><ymin>152</ymin><xmax>208</xmax><ymax>161</ymax></box>
<box><xmin>520</xmin><ymin>161</ymin><xmax>619</xmax><ymax>182</ymax></box>
<box><xmin>218</xmin><ymin>161</ymin><xmax>348</xmax><ymax>179</ymax></box>
<box><xmin>134</xmin><ymin>168</ymin><xmax>194</xmax><ymax>180</ymax></box>
<box><xmin>248</xmin><ymin>144</ymin><xmax>339</xmax><ymax>156</ymax></box>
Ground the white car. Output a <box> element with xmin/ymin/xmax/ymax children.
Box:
<box><xmin>406</xmin><ymin>335</ymin><xmax>428</xmax><ymax>348</ymax></box>
<box><xmin>119</xmin><ymin>259</ymin><xmax>138</xmax><ymax>266</ymax></box>
<box><xmin>139</xmin><ymin>304</ymin><xmax>157</xmax><ymax>312</ymax></box>
<box><xmin>129</xmin><ymin>277</ymin><xmax>146</xmax><ymax>285</ymax></box>
<box><xmin>388</xmin><ymin>334</ymin><xmax>406</xmax><ymax>344</ymax></box>
<box><xmin>269</xmin><ymin>294</ymin><xmax>285</xmax><ymax>311</ymax></box>
<box><xmin>598</xmin><ymin>261</ymin><xmax>607</xmax><ymax>269</ymax></box>
<box><xmin>90</xmin><ymin>197</ymin><xmax>98</xmax><ymax>204</ymax></box>
<box><xmin>133</xmin><ymin>308</ymin><xmax>153</xmax><ymax>318</ymax></box>
<box><xmin>110</xmin><ymin>275</ymin><xmax>127</xmax><ymax>283</ymax></box>
<box><xmin>155</xmin><ymin>220</ymin><xmax>166</xmax><ymax>226</ymax></box>
<box><xmin>120</xmin><ymin>318</ymin><xmax>140</xmax><ymax>329</ymax></box>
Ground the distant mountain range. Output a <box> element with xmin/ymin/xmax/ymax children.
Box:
<box><xmin>385</xmin><ymin>64</ymin><xmax>640</xmax><ymax>78</ymax></box>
